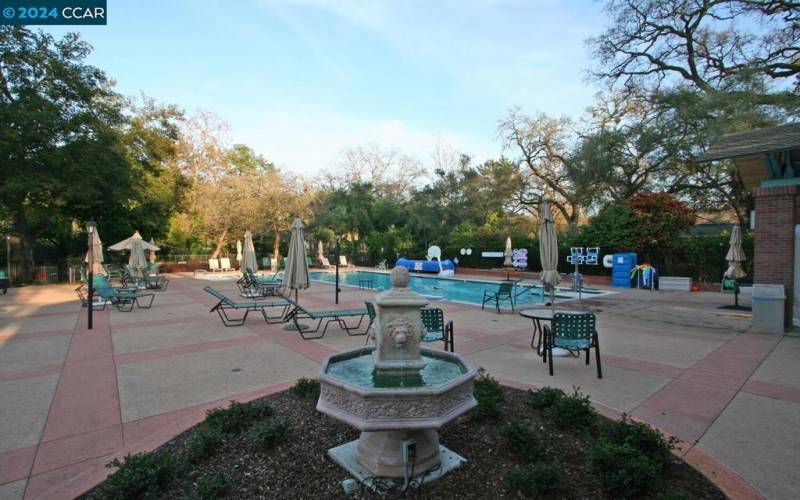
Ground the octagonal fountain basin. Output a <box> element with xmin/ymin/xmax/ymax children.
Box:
<box><xmin>318</xmin><ymin>346</ymin><xmax>476</xmax><ymax>432</ymax></box>
<box><xmin>317</xmin><ymin>346</ymin><xmax>477</xmax><ymax>479</ymax></box>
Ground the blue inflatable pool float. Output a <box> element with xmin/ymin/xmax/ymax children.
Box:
<box><xmin>395</xmin><ymin>258</ymin><xmax>455</xmax><ymax>273</ymax></box>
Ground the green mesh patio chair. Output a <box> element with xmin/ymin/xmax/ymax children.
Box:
<box><xmin>542</xmin><ymin>312</ymin><xmax>602</xmax><ymax>378</ymax></box>
<box><xmin>481</xmin><ymin>281</ymin><xmax>515</xmax><ymax>313</ymax></box>
<box><xmin>421</xmin><ymin>307</ymin><xmax>454</xmax><ymax>352</ymax></box>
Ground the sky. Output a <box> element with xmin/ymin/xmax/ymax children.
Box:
<box><xmin>44</xmin><ymin>0</ymin><xmax>608</xmax><ymax>176</ymax></box>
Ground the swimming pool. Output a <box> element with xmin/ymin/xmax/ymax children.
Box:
<box><xmin>308</xmin><ymin>270</ymin><xmax>613</xmax><ymax>307</ymax></box>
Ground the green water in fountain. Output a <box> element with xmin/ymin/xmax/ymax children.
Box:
<box><xmin>326</xmin><ymin>353</ymin><xmax>465</xmax><ymax>389</ymax></box>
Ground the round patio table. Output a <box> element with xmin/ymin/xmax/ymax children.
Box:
<box><xmin>518</xmin><ymin>308</ymin><xmax>590</xmax><ymax>357</ymax></box>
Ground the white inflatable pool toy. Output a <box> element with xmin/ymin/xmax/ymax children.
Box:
<box><xmin>603</xmin><ymin>254</ymin><xmax>613</xmax><ymax>268</ymax></box>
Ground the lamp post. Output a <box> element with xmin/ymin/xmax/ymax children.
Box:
<box><xmin>5</xmin><ymin>235</ymin><xmax>10</xmax><ymax>280</ymax></box>
<box><xmin>335</xmin><ymin>234</ymin><xmax>343</xmax><ymax>304</ymax></box>
<box><xmin>86</xmin><ymin>220</ymin><xmax>96</xmax><ymax>330</ymax></box>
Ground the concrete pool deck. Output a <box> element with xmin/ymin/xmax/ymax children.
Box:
<box><xmin>0</xmin><ymin>271</ymin><xmax>796</xmax><ymax>499</ymax></box>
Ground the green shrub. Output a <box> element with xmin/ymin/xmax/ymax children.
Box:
<box><xmin>195</xmin><ymin>471</ymin><xmax>232</xmax><ymax>499</ymax></box>
<box><xmin>526</xmin><ymin>386</ymin><xmax>565</xmax><ymax>409</ymax></box>
<box><xmin>601</xmin><ymin>414</ymin><xmax>676</xmax><ymax>469</ymax></box>
<box><xmin>184</xmin><ymin>428</ymin><xmax>224</xmax><ymax>463</ymax></box>
<box><xmin>505</xmin><ymin>463</ymin><xmax>565</xmax><ymax>497</ymax></box>
<box><xmin>658</xmin><ymin>491</ymin><xmax>691</xmax><ymax>500</ymax></box>
<box><xmin>96</xmin><ymin>450</ymin><xmax>176</xmax><ymax>499</ymax></box>
<box><xmin>471</xmin><ymin>368</ymin><xmax>505</xmax><ymax>422</ymax></box>
<box><xmin>502</xmin><ymin>419</ymin><xmax>544</xmax><ymax>463</ymax></box>
<box><xmin>291</xmin><ymin>377</ymin><xmax>321</xmax><ymax>400</ymax></box>
<box><xmin>246</xmin><ymin>418</ymin><xmax>291</xmax><ymax>451</ymax></box>
<box><xmin>543</xmin><ymin>387</ymin><xmax>596</xmax><ymax>431</ymax></box>
<box><xmin>591</xmin><ymin>441</ymin><xmax>659</xmax><ymax>499</ymax></box>
<box><xmin>205</xmin><ymin>400</ymin><xmax>273</xmax><ymax>433</ymax></box>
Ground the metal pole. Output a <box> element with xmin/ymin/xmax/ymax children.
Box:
<box><xmin>88</xmin><ymin>231</ymin><xmax>94</xmax><ymax>330</ymax></box>
<box><xmin>6</xmin><ymin>235</ymin><xmax>10</xmax><ymax>280</ymax></box>
<box><xmin>335</xmin><ymin>236</ymin><xmax>341</xmax><ymax>304</ymax></box>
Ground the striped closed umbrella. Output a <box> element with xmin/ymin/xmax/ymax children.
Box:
<box><xmin>243</xmin><ymin>231</ymin><xmax>258</xmax><ymax>273</ymax></box>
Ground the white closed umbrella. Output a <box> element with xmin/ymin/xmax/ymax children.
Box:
<box><xmin>503</xmin><ymin>236</ymin><xmax>513</xmax><ymax>267</ymax></box>
<box><xmin>243</xmin><ymin>231</ymin><xmax>258</xmax><ymax>273</ymax></box>
<box><xmin>317</xmin><ymin>240</ymin><xmax>325</xmax><ymax>262</ymax></box>
<box><xmin>724</xmin><ymin>226</ymin><xmax>746</xmax><ymax>280</ymax></box>
<box><xmin>85</xmin><ymin>230</ymin><xmax>106</xmax><ymax>276</ymax></box>
<box><xmin>149</xmin><ymin>238</ymin><xmax>157</xmax><ymax>264</ymax></box>
<box><xmin>539</xmin><ymin>202</ymin><xmax>560</xmax><ymax>313</ymax></box>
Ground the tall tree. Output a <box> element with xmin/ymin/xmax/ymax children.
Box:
<box><xmin>498</xmin><ymin>109</ymin><xmax>585</xmax><ymax>229</ymax></box>
<box><xmin>0</xmin><ymin>27</ymin><xmax>139</xmax><ymax>275</ymax></box>
<box><xmin>589</xmin><ymin>0</ymin><xmax>800</xmax><ymax>101</ymax></box>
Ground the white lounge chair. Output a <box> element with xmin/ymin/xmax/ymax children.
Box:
<box><xmin>339</xmin><ymin>255</ymin><xmax>351</xmax><ymax>268</ymax></box>
<box><xmin>220</xmin><ymin>257</ymin><xmax>235</xmax><ymax>272</ymax></box>
<box><xmin>375</xmin><ymin>260</ymin><xmax>387</xmax><ymax>270</ymax></box>
<box><xmin>319</xmin><ymin>257</ymin><xmax>331</xmax><ymax>269</ymax></box>
<box><xmin>208</xmin><ymin>258</ymin><xmax>222</xmax><ymax>272</ymax></box>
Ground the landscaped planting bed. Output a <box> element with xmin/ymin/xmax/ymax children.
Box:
<box><xmin>84</xmin><ymin>372</ymin><xmax>724</xmax><ymax>499</ymax></box>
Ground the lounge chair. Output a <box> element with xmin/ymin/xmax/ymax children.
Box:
<box><xmin>421</xmin><ymin>308</ymin><xmax>454</xmax><ymax>352</ymax></box>
<box><xmin>204</xmin><ymin>287</ymin><xmax>290</xmax><ymax>327</ymax></box>
<box><xmin>77</xmin><ymin>282</ymin><xmax>154</xmax><ymax>312</ymax></box>
<box><xmin>208</xmin><ymin>258</ymin><xmax>222</xmax><ymax>272</ymax></box>
<box><xmin>319</xmin><ymin>257</ymin><xmax>331</xmax><ymax>269</ymax></box>
<box><xmin>122</xmin><ymin>266</ymin><xmax>169</xmax><ymax>291</ymax></box>
<box><xmin>282</xmin><ymin>257</ymin><xmax>289</xmax><ymax>269</ymax></box>
<box><xmin>0</xmin><ymin>271</ymin><xmax>8</xmax><ymax>295</ymax></box>
<box><xmin>375</xmin><ymin>260</ymin><xmax>387</xmax><ymax>270</ymax></box>
<box><xmin>220</xmin><ymin>257</ymin><xmax>235</xmax><ymax>272</ymax></box>
<box><xmin>339</xmin><ymin>255</ymin><xmax>351</xmax><ymax>268</ymax></box>
<box><xmin>542</xmin><ymin>312</ymin><xmax>602</xmax><ymax>378</ymax></box>
<box><xmin>283</xmin><ymin>295</ymin><xmax>370</xmax><ymax>339</ymax></box>
<box><xmin>237</xmin><ymin>269</ymin><xmax>283</xmax><ymax>298</ymax></box>
<box><xmin>481</xmin><ymin>281</ymin><xmax>515</xmax><ymax>313</ymax></box>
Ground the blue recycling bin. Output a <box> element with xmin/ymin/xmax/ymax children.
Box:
<box><xmin>611</xmin><ymin>253</ymin><xmax>637</xmax><ymax>288</ymax></box>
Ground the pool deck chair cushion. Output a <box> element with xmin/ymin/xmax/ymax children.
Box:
<box><xmin>283</xmin><ymin>295</ymin><xmax>369</xmax><ymax>339</ymax></box>
<box><xmin>542</xmin><ymin>312</ymin><xmax>602</xmax><ymax>379</ymax></box>
<box><xmin>482</xmin><ymin>281</ymin><xmax>515</xmax><ymax>313</ymax></box>
<box><xmin>204</xmin><ymin>287</ymin><xmax>290</xmax><ymax>327</ymax></box>
<box><xmin>421</xmin><ymin>308</ymin><xmax>454</xmax><ymax>352</ymax></box>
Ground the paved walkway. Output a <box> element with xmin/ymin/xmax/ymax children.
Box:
<box><xmin>0</xmin><ymin>273</ymin><xmax>797</xmax><ymax>499</ymax></box>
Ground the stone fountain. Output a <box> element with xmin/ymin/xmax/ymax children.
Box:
<box><xmin>317</xmin><ymin>267</ymin><xmax>477</xmax><ymax>483</ymax></box>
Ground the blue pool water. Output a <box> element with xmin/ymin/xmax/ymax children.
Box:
<box><xmin>308</xmin><ymin>270</ymin><xmax>601</xmax><ymax>307</ymax></box>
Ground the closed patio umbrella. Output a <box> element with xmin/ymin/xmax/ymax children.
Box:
<box><xmin>85</xmin><ymin>230</ymin><xmax>106</xmax><ymax>276</ymax></box>
<box><xmin>284</xmin><ymin>218</ymin><xmax>310</xmax><ymax>330</ymax></box>
<box><xmin>236</xmin><ymin>240</ymin><xmax>243</xmax><ymax>265</ymax></box>
<box><xmin>503</xmin><ymin>236</ymin><xmax>513</xmax><ymax>267</ymax></box>
<box><xmin>285</xmin><ymin>219</ymin><xmax>309</xmax><ymax>299</ymax></box>
<box><xmin>724</xmin><ymin>226</ymin><xmax>746</xmax><ymax>280</ymax></box>
<box><xmin>539</xmin><ymin>202</ymin><xmax>560</xmax><ymax>313</ymax></box>
<box><xmin>149</xmin><ymin>238</ymin><xmax>157</xmax><ymax>264</ymax></box>
<box><xmin>723</xmin><ymin>225</ymin><xmax>747</xmax><ymax>309</ymax></box>
<box><xmin>243</xmin><ymin>231</ymin><xmax>258</xmax><ymax>273</ymax></box>
<box><xmin>317</xmin><ymin>240</ymin><xmax>325</xmax><ymax>262</ymax></box>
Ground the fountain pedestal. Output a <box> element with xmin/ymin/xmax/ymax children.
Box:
<box><xmin>317</xmin><ymin>267</ymin><xmax>477</xmax><ymax>482</ymax></box>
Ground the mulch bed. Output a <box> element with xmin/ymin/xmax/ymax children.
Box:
<box><xmin>86</xmin><ymin>385</ymin><xmax>725</xmax><ymax>499</ymax></box>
